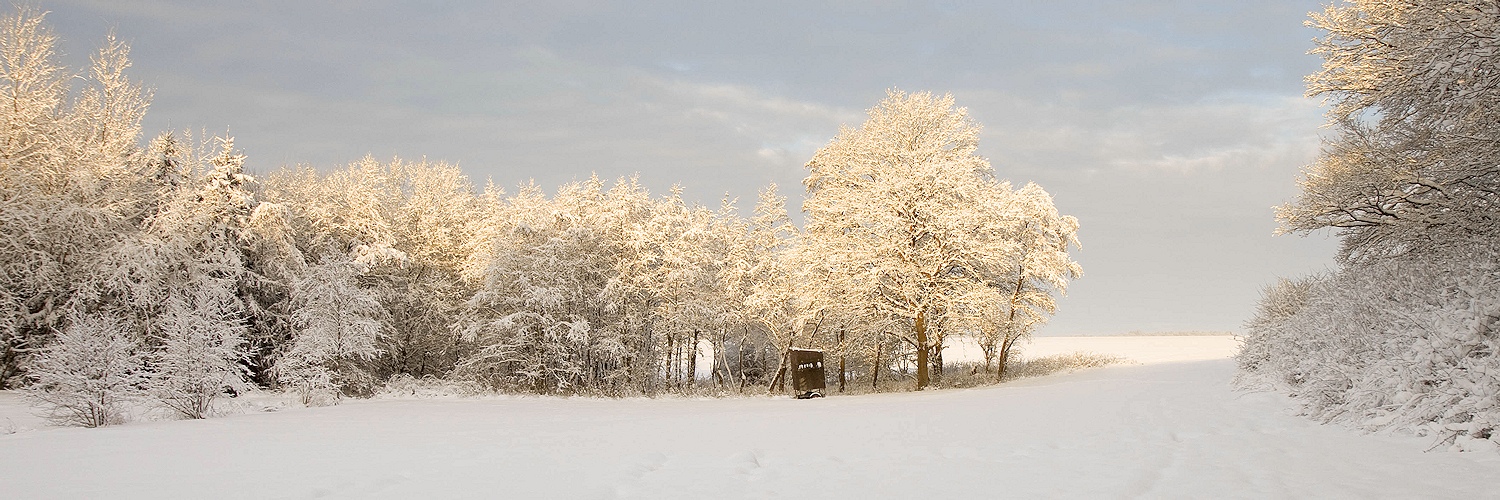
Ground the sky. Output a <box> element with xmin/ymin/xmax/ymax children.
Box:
<box><xmin>41</xmin><ymin>0</ymin><xmax>1340</xmax><ymax>335</ymax></box>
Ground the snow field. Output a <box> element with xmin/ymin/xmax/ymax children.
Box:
<box><xmin>944</xmin><ymin>334</ymin><xmax>1243</xmax><ymax>365</ymax></box>
<box><xmin>1</xmin><ymin>336</ymin><xmax>1497</xmax><ymax>499</ymax></box>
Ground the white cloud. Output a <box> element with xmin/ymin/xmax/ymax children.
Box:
<box><xmin>961</xmin><ymin>91</ymin><xmax>1323</xmax><ymax>178</ymax></box>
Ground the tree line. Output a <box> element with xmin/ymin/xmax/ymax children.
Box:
<box><xmin>0</xmin><ymin>8</ymin><xmax>1080</xmax><ymax>425</ymax></box>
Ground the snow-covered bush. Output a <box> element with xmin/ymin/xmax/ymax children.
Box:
<box><xmin>24</xmin><ymin>313</ymin><xmax>146</xmax><ymax>427</ymax></box>
<box><xmin>1238</xmin><ymin>248</ymin><xmax>1500</xmax><ymax>451</ymax></box>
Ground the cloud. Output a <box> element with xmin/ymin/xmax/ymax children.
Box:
<box><xmin>1101</xmin><ymin>97</ymin><xmax>1323</xmax><ymax>174</ymax></box>
<box><xmin>131</xmin><ymin>39</ymin><xmax>858</xmax><ymax>214</ymax></box>
<box><xmin>959</xmin><ymin>91</ymin><xmax>1323</xmax><ymax>178</ymax></box>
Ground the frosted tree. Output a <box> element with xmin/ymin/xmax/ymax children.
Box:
<box><xmin>458</xmin><ymin>182</ymin><xmax>608</xmax><ymax>393</ymax></box>
<box><xmin>739</xmin><ymin>184</ymin><xmax>818</xmax><ymax>392</ymax></box>
<box><xmin>0</xmin><ymin>8</ymin><xmax>153</xmax><ymax>388</ymax></box>
<box><xmin>803</xmin><ymin>90</ymin><xmax>1048</xmax><ymax>390</ymax></box>
<box><xmin>594</xmin><ymin>176</ymin><xmax>668</xmax><ymax>392</ymax></box>
<box><xmin>0</xmin><ymin>7</ymin><xmax>67</xmax><ymax>380</ymax></box>
<box><xmin>276</xmin><ymin>256</ymin><xmax>384</xmax><ymax>404</ymax></box>
<box><xmin>1242</xmin><ymin>0</ymin><xmax>1500</xmax><ymax>451</ymax></box>
<box><xmin>966</xmin><ymin>183</ymin><xmax>1081</xmax><ymax>380</ymax></box>
<box><xmin>141</xmin><ymin>138</ymin><xmax>256</xmax><ymax>416</ymax></box>
<box><xmin>458</xmin><ymin>178</ymin><xmax>659</xmax><ymax>394</ymax></box>
<box><xmin>81</xmin><ymin>135</ymin><xmax>261</xmax><ymax>416</ymax></box>
<box><xmin>24</xmin><ymin>313</ymin><xmax>145</xmax><ymax>427</ymax></box>
<box><xmin>63</xmin><ymin>30</ymin><xmax>150</xmax><ymax>173</ymax></box>
<box><xmin>639</xmin><ymin>188</ymin><xmax>741</xmax><ymax>389</ymax></box>
<box><xmin>148</xmin><ymin>288</ymin><xmax>253</xmax><ymax>419</ymax></box>
<box><xmin>694</xmin><ymin>196</ymin><xmax>752</xmax><ymax>388</ymax></box>
<box><xmin>696</xmin><ymin>185</ymin><xmax>783</xmax><ymax>390</ymax></box>
<box><xmin>255</xmin><ymin>157</ymin><xmax>481</xmax><ymax>383</ymax></box>
<box><xmin>371</xmin><ymin>159</ymin><xmax>480</xmax><ymax>378</ymax></box>
<box><xmin>1279</xmin><ymin>0</ymin><xmax>1500</xmax><ymax>260</ymax></box>
<box><xmin>456</xmin><ymin>175</ymin><xmax>760</xmax><ymax>395</ymax></box>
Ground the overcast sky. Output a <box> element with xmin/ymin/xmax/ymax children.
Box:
<box><xmin>44</xmin><ymin>0</ymin><xmax>1340</xmax><ymax>335</ymax></box>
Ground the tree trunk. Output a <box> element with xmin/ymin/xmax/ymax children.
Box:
<box><xmin>837</xmin><ymin>328</ymin><xmax>846</xmax><ymax>393</ymax></box>
<box><xmin>871</xmin><ymin>337</ymin><xmax>881</xmax><ymax>390</ymax></box>
<box><xmin>997</xmin><ymin>263</ymin><xmax>1028</xmax><ymax>383</ymax></box>
<box><xmin>688</xmin><ymin>330</ymin><xmax>699</xmax><ymax>387</ymax></box>
<box><xmin>713</xmin><ymin>344</ymin><xmax>726</xmax><ymax>388</ymax></box>
<box><xmin>915</xmin><ymin>310</ymin><xmax>929</xmax><ymax>390</ymax></box>
<box><xmin>997</xmin><ymin>335</ymin><xmax>1017</xmax><ymax>382</ymax></box>
<box><xmin>931</xmin><ymin>333</ymin><xmax>944</xmax><ymax>385</ymax></box>
<box><xmin>737</xmin><ymin>329</ymin><xmax>748</xmax><ymax>391</ymax></box>
<box><xmin>663</xmin><ymin>333</ymin><xmax>675</xmax><ymax>387</ymax></box>
<box><xmin>980</xmin><ymin>334</ymin><xmax>997</xmax><ymax>374</ymax></box>
<box><xmin>766</xmin><ymin>335</ymin><xmax>794</xmax><ymax>394</ymax></box>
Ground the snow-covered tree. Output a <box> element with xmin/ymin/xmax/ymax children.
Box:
<box><xmin>964</xmin><ymin>183</ymin><xmax>1081</xmax><ymax>380</ymax></box>
<box><xmin>255</xmin><ymin>157</ymin><xmax>481</xmax><ymax>384</ymax></box>
<box><xmin>459</xmin><ymin>182</ymin><xmax>615</xmax><ymax>393</ymax></box>
<box><xmin>0</xmin><ymin>8</ymin><xmax>153</xmax><ymax>388</ymax></box>
<box><xmin>1280</xmin><ymin>0</ymin><xmax>1500</xmax><ymax>261</ymax></box>
<box><xmin>458</xmin><ymin>179</ymin><xmax>650</xmax><ymax>394</ymax></box>
<box><xmin>85</xmin><ymin>135</ymin><xmax>261</xmax><ymax>417</ymax></box>
<box><xmin>24</xmin><ymin>313</ymin><xmax>146</xmax><ymax>427</ymax></box>
<box><xmin>276</xmin><ymin>256</ymin><xmax>384</xmax><ymax>404</ymax></box>
<box><xmin>148</xmin><ymin>288</ymin><xmax>253</xmax><ymax>419</ymax></box>
<box><xmin>1243</xmin><ymin>0</ymin><xmax>1500</xmax><ymax>452</ymax></box>
<box><xmin>371</xmin><ymin>159</ymin><xmax>480</xmax><ymax>378</ymax></box>
<box><xmin>637</xmin><ymin>188</ymin><xmax>743</xmax><ymax>389</ymax></box>
<box><xmin>455</xmin><ymin>174</ymin><xmax>772</xmax><ymax>396</ymax></box>
<box><xmin>744</xmin><ymin>185</ymin><xmax>797</xmax><ymax>322</ymax></box>
<box><xmin>740</xmin><ymin>184</ymin><xmax>821</xmax><ymax>392</ymax></box>
<box><xmin>801</xmin><ymin>90</ymin><xmax>1078</xmax><ymax>390</ymax></box>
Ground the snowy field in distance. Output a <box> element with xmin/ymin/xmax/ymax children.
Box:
<box><xmin>2</xmin><ymin>336</ymin><xmax>1498</xmax><ymax>499</ymax></box>
<box><xmin>945</xmin><ymin>334</ymin><xmax>1242</xmax><ymax>365</ymax></box>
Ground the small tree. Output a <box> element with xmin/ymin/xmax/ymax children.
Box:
<box><xmin>276</xmin><ymin>256</ymin><xmax>384</xmax><ymax>405</ymax></box>
<box><xmin>147</xmin><ymin>289</ymin><xmax>253</xmax><ymax>419</ymax></box>
<box><xmin>25</xmin><ymin>313</ymin><xmax>145</xmax><ymax>427</ymax></box>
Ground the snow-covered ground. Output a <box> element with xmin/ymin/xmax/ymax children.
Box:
<box><xmin>2</xmin><ymin>336</ymin><xmax>1497</xmax><ymax>499</ymax></box>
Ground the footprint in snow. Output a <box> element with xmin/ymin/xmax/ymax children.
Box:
<box><xmin>731</xmin><ymin>450</ymin><xmax>768</xmax><ymax>479</ymax></box>
<box><xmin>626</xmin><ymin>452</ymin><xmax>668</xmax><ymax>478</ymax></box>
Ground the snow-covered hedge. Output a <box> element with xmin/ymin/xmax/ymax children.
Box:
<box><xmin>1237</xmin><ymin>247</ymin><xmax>1500</xmax><ymax>452</ymax></box>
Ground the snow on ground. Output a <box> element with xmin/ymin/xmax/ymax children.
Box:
<box><xmin>2</xmin><ymin>337</ymin><xmax>1498</xmax><ymax>499</ymax></box>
